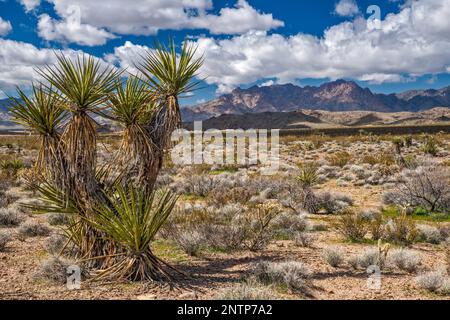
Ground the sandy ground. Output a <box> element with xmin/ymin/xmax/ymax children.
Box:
<box><xmin>1</xmin><ymin>195</ymin><xmax>448</xmax><ymax>300</ymax></box>
<box><xmin>1</xmin><ymin>136</ymin><xmax>450</xmax><ymax>300</ymax></box>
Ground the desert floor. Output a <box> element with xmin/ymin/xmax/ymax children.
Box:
<box><xmin>1</xmin><ymin>133</ymin><xmax>449</xmax><ymax>300</ymax></box>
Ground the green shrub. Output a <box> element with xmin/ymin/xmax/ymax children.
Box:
<box><xmin>336</xmin><ymin>212</ymin><xmax>368</xmax><ymax>242</ymax></box>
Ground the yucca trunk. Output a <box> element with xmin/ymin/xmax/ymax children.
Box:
<box><xmin>116</xmin><ymin>123</ymin><xmax>157</xmax><ymax>193</ymax></box>
<box><xmin>62</xmin><ymin>112</ymin><xmax>123</xmax><ymax>268</ymax></box>
<box><xmin>143</xmin><ymin>95</ymin><xmax>181</xmax><ymax>193</ymax></box>
<box><xmin>38</xmin><ymin>134</ymin><xmax>71</xmax><ymax>198</ymax></box>
<box><xmin>62</xmin><ymin>112</ymin><xmax>98</xmax><ymax>203</ymax></box>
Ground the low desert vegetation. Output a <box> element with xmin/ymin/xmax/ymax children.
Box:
<box><xmin>0</xmin><ymin>67</ymin><xmax>449</xmax><ymax>301</ymax></box>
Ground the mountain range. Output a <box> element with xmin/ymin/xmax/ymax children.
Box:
<box><xmin>181</xmin><ymin>80</ymin><xmax>450</xmax><ymax>122</ymax></box>
<box><xmin>1</xmin><ymin>79</ymin><xmax>450</xmax><ymax>131</ymax></box>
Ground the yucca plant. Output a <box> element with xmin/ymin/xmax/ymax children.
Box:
<box><xmin>106</xmin><ymin>77</ymin><xmax>156</xmax><ymax>189</ymax></box>
<box><xmin>297</xmin><ymin>162</ymin><xmax>319</xmax><ymax>188</ymax></box>
<box><xmin>37</xmin><ymin>54</ymin><xmax>121</xmax><ymax>201</ymax></box>
<box><xmin>84</xmin><ymin>185</ymin><xmax>178</xmax><ymax>281</ymax></box>
<box><xmin>10</xmin><ymin>39</ymin><xmax>202</xmax><ymax>282</ymax></box>
<box><xmin>8</xmin><ymin>84</ymin><xmax>67</xmax><ymax>182</ymax></box>
<box><xmin>136</xmin><ymin>40</ymin><xmax>203</xmax><ymax>189</ymax></box>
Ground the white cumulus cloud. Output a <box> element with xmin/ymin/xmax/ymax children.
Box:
<box><xmin>35</xmin><ymin>0</ymin><xmax>283</xmax><ymax>46</ymax></box>
<box><xmin>38</xmin><ymin>8</ymin><xmax>116</xmax><ymax>46</ymax></box>
<box><xmin>0</xmin><ymin>38</ymin><xmax>109</xmax><ymax>93</ymax></box>
<box><xmin>19</xmin><ymin>0</ymin><xmax>41</xmax><ymax>12</ymax></box>
<box><xmin>0</xmin><ymin>17</ymin><xmax>12</xmax><ymax>37</ymax></box>
<box><xmin>183</xmin><ymin>0</ymin><xmax>450</xmax><ymax>93</ymax></box>
<box><xmin>335</xmin><ymin>0</ymin><xmax>360</xmax><ymax>17</ymax></box>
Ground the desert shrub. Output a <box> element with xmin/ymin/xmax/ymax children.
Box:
<box><xmin>421</xmin><ymin>135</ymin><xmax>439</xmax><ymax>156</ymax></box>
<box><xmin>389</xmin><ymin>249</ymin><xmax>421</xmax><ymax>273</ymax></box>
<box><xmin>178</xmin><ymin>174</ymin><xmax>217</xmax><ymax>197</ymax></box>
<box><xmin>363</xmin><ymin>210</ymin><xmax>385</xmax><ymax>240</ymax></box>
<box><xmin>441</xmin><ymin>279</ymin><xmax>450</xmax><ymax>295</ymax></box>
<box><xmin>47</xmin><ymin>212</ymin><xmax>70</xmax><ymax>226</ymax></box>
<box><xmin>154</xmin><ymin>173</ymin><xmax>174</xmax><ymax>189</ymax></box>
<box><xmin>403</xmin><ymin>155</ymin><xmax>418</xmax><ymax>169</ymax></box>
<box><xmin>350</xmin><ymin>247</ymin><xmax>387</xmax><ymax>270</ymax></box>
<box><xmin>18</xmin><ymin>221</ymin><xmax>51</xmax><ymax>238</ymax></box>
<box><xmin>294</xmin><ymin>232</ymin><xmax>315</xmax><ymax>248</ymax></box>
<box><xmin>216</xmin><ymin>281</ymin><xmax>279</xmax><ymax>300</ymax></box>
<box><xmin>318</xmin><ymin>192</ymin><xmax>353</xmax><ymax>214</ymax></box>
<box><xmin>403</xmin><ymin>136</ymin><xmax>414</xmax><ymax>147</ymax></box>
<box><xmin>0</xmin><ymin>207</ymin><xmax>23</xmax><ymax>226</ymax></box>
<box><xmin>208</xmin><ymin>186</ymin><xmax>254</xmax><ymax>206</ymax></box>
<box><xmin>173</xmin><ymin>229</ymin><xmax>204</xmax><ymax>256</ymax></box>
<box><xmin>0</xmin><ymin>158</ymin><xmax>25</xmax><ymax>179</ymax></box>
<box><xmin>166</xmin><ymin>202</ymin><xmax>282</xmax><ymax>253</ymax></box>
<box><xmin>384</xmin><ymin>166</ymin><xmax>450</xmax><ymax>214</ymax></box>
<box><xmin>416</xmin><ymin>270</ymin><xmax>447</xmax><ymax>293</ymax></box>
<box><xmin>417</xmin><ymin>225</ymin><xmax>443</xmax><ymax>244</ymax></box>
<box><xmin>201</xmin><ymin>224</ymin><xmax>247</xmax><ymax>251</ymax></box>
<box><xmin>272</xmin><ymin>212</ymin><xmax>309</xmax><ymax>238</ymax></box>
<box><xmin>300</xmin><ymin>188</ymin><xmax>321</xmax><ymax>214</ymax></box>
<box><xmin>35</xmin><ymin>256</ymin><xmax>74</xmax><ymax>284</ymax></box>
<box><xmin>243</xmin><ymin>202</ymin><xmax>283</xmax><ymax>251</ymax></box>
<box><xmin>251</xmin><ymin>261</ymin><xmax>311</xmax><ymax>294</ymax></box>
<box><xmin>392</xmin><ymin>137</ymin><xmax>405</xmax><ymax>155</ymax></box>
<box><xmin>336</xmin><ymin>212</ymin><xmax>368</xmax><ymax>242</ymax></box>
<box><xmin>362</xmin><ymin>152</ymin><xmax>396</xmax><ymax>167</ymax></box>
<box><xmin>327</xmin><ymin>151</ymin><xmax>352</xmax><ymax>168</ymax></box>
<box><xmin>384</xmin><ymin>214</ymin><xmax>419</xmax><ymax>246</ymax></box>
<box><xmin>0</xmin><ymin>187</ymin><xmax>18</xmax><ymax>208</ymax></box>
<box><xmin>44</xmin><ymin>233</ymin><xmax>68</xmax><ymax>255</ymax></box>
<box><xmin>0</xmin><ymin>231</ymin><xmax>12</xmax><ymax>251</ymax></box>
<box><xmin>311</xmin><ymin>223</ymin><xmax>328</xmax><ymax>232</ymax></box>
<box><xmin>322</xmin><ymin>247</ymin><xmax>345</xmax><ymax>268</ymax></box>
<box><xmin>168</xmin><ymin>203</ymin><xmax>215</xmax><ymax>226</ymax></box>
<box><xmin>445</xmin><ymin>239</ymin><xmax>450</xmax><ymax>275</ymax></box>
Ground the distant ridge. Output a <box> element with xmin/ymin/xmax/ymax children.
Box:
<box><xmin>182</xmin><ymin>80</ymin><xmax>450</xmax><ymax>122</ymax></box>
<box><xmin>183</xmin><ymin>107</ymin><xmax>450</xmax><ymax>131</ymax></box>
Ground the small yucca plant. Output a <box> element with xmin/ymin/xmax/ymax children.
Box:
<box><xmin>106</xmin><ymin>77</ymin><xmax>156</xmax><ymax>189</ymax></box>
<box><xmin>297</xmin><ymin>162</ymin><xmax>319</xmax><ymax>188</ymax></box>
<box><xmin>8</xmin><ymin>84</ymin><xmax>66</xmax><ymax>178</ymax></box>
<box><xmin>138</xmin><ymin>39</ymin><xmax>203</xmax><ymax>146</ymax></box>
<box><xmin>85</xmin><ymin>185</ymin><xmax>178</xmax><ymax>281</ymax></box>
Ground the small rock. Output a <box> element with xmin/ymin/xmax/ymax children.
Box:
<box><xmin>137</xmin><ymin>294</ymin><xmax>157</xmax><ymax>300</ymax></box>
<box><xmin>179</xmin><ymin>291</ymin><xmax>198</xmax><ymax>300</ymax></box>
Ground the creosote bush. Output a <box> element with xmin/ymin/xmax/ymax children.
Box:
<box><xmin>416</xmin><ymin>269</ymin><xmax>447</xmax><ymax>293</ymax></box>
<box><xmin>0</xmin><ymin>207</ymin><xmax>23</xmax><ymax>226</ymax></box>
<box><xmin>216</xmin><ymin>281</ymin><xmax>279</xmax><ymax>300</ymax></box>
<box><xmin>383</xmin><ymin>165</ymin><xmax>450</xmax><ymax>214</ymax></box>
<box><xmin>384</xmin><ymin>214</ymin><xmax>419</xmax><ymax>246</ymax></box>
<box><xmin>18</xmin><ymin>221</ymin><xmax>51</xmax><ymax>238</ymax></box>
<box><xmin>0</xmin><ymin>231</ymin><xmax>12</xmax><ymax>251</ymax></box>
<box><xmin>389</xmin><ymin>249</ymin><xmax>421</xmax><ymax>273</ymax></box>
<box><xmin>326</xmin><ymin>151</ymin><xmax>352</xmax><ymax>168</ymax></box>
<box><xmin>294</xmin><ymin>232</ymin><xmax>315</xmax><ymax>248</ymax></box>
<box><xmin>322</xmin><ymin>247</ymin><xmax>345</xmax><ymax>268</ymax></box>
<box><xmin>336</xmin><ymin>212</ymin><xmax>368</xmax><ymax>242</ymax></box>
<box><xmin>35</xmin><ymin>256</ymin><xmax>74</xmax><ymax>284</ymax></box>
<box><xmin>251</xmin><ymin>261</ymin><xmax>312</xmax><ymax>294</ymax></box>
<box><xmin>44</xmin><ymin>233</ymin><xmax>70</xmax><ymax>255</ymax></box>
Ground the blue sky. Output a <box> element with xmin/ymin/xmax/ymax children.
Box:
<box><xmin>1</xmin><ymin>0</ymin><xmax>450</xmax><ymax>106</ymax></box>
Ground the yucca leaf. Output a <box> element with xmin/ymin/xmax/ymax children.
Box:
<box><xmin>137</xmin><ymin>38</ymin><xmax>204</xmax><ymax>97</ymax></box>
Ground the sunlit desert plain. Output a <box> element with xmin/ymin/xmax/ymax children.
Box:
<box><xmin>1</xmin><ymin>132</ymin><xmax>449</xmax><ymax>300</ymax></box>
